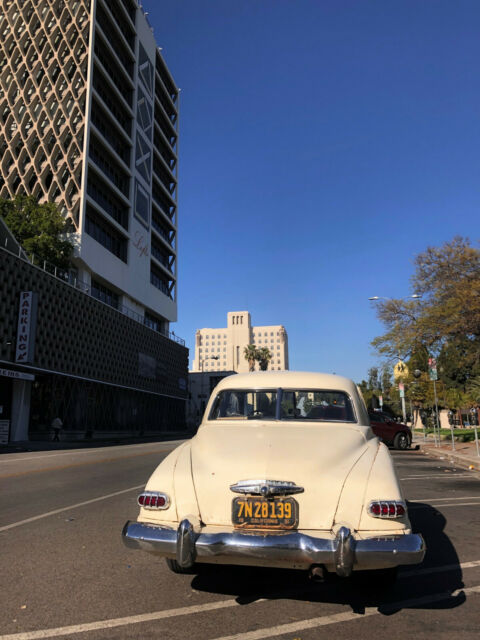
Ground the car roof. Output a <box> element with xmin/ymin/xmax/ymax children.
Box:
<box><xmin>203</xmin><ymin>371</ymin><xmax>371</xmax><ymax>427</ymax></box>
<box><xmin>213</xmin><ymin>371</ymin><xmax>358</xmax><ymax>394</ymax></box>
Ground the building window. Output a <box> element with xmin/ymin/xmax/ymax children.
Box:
<box><xmin>144</xmin><ymin>311</ymin><xmax>167</xmax><ymax>334</ymax></box>
<box><xmin>85</xmin><ymin>207</ymin><xmax>127</xmax><ymax>262</ymax></box>
<box><xmin>134</xmin><ymin>180</ymin><xmax>150</xmax><ymax>228</ymax></box>
<box><xmin>135</xmin><ymin>132</ymin><xmax>152</xmax><ymax>184</ymax></box>
<box><xmin>138</xmin><ymin>43</ymin><xmax>154</xmax><ymax>96</ymax></box>
<box><xmin>91</xmin><ymin>279</ymin><xmax>119</xmax><ymax>309</ymax></box>
<box><xmin>137</xmin><ymin>86</ymin><xmax>153</xmax><ymax>138</ymax></box>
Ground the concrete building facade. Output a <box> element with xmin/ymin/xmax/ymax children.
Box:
<box><xmin>192</xmin><ymin>311</ymin><xmax>289</xmax><ymax>373</ymax></box>
<box><xmin>0</xmin><ymin>243</ymin><xmax>188</xmax><ymax>442</ymax></box>
<box><xmin>0</xmin><ymin>0</ymin><xmax>178</xmax><ymax>333</ymax></box>
<box><xmin>0</xmin><ymin>1</ymin><xmax>188</xmax><ymax>442</ymax></box>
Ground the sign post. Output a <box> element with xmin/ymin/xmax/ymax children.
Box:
<box><xmin>428</xmin><ymin>357</ymin><xmax>442</xmax><ymax>448</ymax></box>
<box><xmin>394</xmin><ymin>361</ymin><xmax>408</xmax><ymax>424</ymax></box>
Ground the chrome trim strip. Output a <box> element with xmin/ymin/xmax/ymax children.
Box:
<box><xmin>230</xmin><ymin>479</ymin><xmax>304</xmax><ymax>496</ymax></box>
<box><xmin>122</xmin><ymin>520</ymin><xmax>426</xmax><ymax>573</ymax></box>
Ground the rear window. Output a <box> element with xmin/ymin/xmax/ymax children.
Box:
<box><xmin>210</xmin><ymin>390</ymin><xmax>278</xmax><ymax>420</ymax></box>
<box><xmin>281</xmin><ymin>390</ymin><xmax>355</xmax><ymax>422</ymax></box>
<box><xmin>209</xmin><ymin>389</ymin><xmax>356</xmax><ymax>422</ymax></box>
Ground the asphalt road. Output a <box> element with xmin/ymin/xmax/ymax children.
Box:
<box><xmin>1</xmin><ymin>441</ymin><xmax>480</xmax><ymax>640</ymax></box>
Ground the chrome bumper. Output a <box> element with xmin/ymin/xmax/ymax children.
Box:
<box><xmin>122</xmin><ymin>520</ymin><xmax>425</xmax><ymax>576</ymax></box>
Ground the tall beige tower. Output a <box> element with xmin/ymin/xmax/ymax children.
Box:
<box><xmin>192</xmin><ymin>311</ymin><xmax>289</xmax><ymax>373</ymax></box>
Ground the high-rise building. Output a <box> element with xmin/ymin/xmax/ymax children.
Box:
<box><xmin>0</xmin><ymin>0</ymin><xmax>178</xmax><ymax>332</ymax></box>
<box><xmin>0</xmin><ymin>1</ymin><xmax>188</xmax><ymax>443</ymax></box>
<box><xmin>192</xmin><ymin>311</ymin><xmax>289</xmax><ymax>373</ymax></box>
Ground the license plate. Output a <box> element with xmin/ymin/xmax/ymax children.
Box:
<box><xmin>232</xmin><ymin>497</ymin><xmax>298</xmax><ymax>529</ymax></box>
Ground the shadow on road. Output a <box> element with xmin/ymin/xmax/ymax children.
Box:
<box><xmin>190</xmin><ymin>503</ymin><xmax>465</xmax><ymax>615</ymax></box>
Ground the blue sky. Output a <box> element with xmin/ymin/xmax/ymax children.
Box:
<box><xmin>144</xmin><ymin>0</ymin><xmax>480</xmax><ymax>382</ymax></box>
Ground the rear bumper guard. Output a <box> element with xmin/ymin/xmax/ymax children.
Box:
<box><xmin>122</xmin><ymin>520</ymin><xmax>425</xmax><ymax>576</ymax></box>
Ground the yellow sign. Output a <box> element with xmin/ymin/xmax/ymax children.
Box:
<box><xmin>393</xmin><ymin>360</ymin><xmax>409</xmax><ymax>380</ymax></box>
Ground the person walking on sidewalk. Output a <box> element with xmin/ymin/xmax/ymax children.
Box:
<box><xmin>51</xmin><ymin>417</ymin><xmax>63</xmax><ymax>442</ymax></box>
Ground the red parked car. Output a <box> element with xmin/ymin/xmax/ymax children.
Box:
<box><xmin>368</xmin><ymin>411</ymin><xmax>412</xmax><ymax>450</ymax></box>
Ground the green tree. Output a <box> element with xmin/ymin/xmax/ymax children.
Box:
<box><xmin>0</xmin><ymin>195</ymin><xmax>75</xmax><ymax>270</ymax></box>
<box><xmin>372</xmin><ymin>237</ymin><xmax>480</xmax><ymax>386</ymax></box>
<box><xmin>367</xmin><ymin>367</ymin><xmax>380</xmax><ymax>391</ymax></box>
<box><xmin>380</xmin><ymin>365</ymin><xmax>392</xmax><ymax>393</ymax></box>
<box><xmin>466</xmin><ymin>377</ymin><xmax>480</xmax><ymax>406</ymax></box>
<box><xmin>257</xmin><ymin>347</ymin><xmax>272</xmax><ymax>371</ymax></box>
<box><xmin>243</xmin><ymin>344</ymin><xmax>257</xmax><ymax>372</ymax></box>
<box><xmin>437</xmin><ymin>336</ymin><xmax>480</xmax><ymax>391</ymax></box>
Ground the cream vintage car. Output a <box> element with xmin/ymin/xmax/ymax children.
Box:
<box><xmin>122</xmin><ymin>371</ymin><xmax>425</xmax><ymax>582</ymax></box>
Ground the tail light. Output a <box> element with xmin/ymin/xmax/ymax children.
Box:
<box><xmin>368</xmin><ymin>500</ymin><xmax>406</xmax><ymax>519</ymax></box>
<box><xmin>138</xmin><ymin>491</ymin><xmax>170</xmax><ymax>510</ymax></box>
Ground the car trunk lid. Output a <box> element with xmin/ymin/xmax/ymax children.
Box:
<box><xmin>191</xmin><ymin>422</ymin><xmax>370</xmax><ymax>530</ymax></box>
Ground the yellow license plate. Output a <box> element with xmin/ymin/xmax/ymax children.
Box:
<box><xmin>232</xmin><ymin>497</ymin><xmax>298</xmax><ymax>529</ymax></box>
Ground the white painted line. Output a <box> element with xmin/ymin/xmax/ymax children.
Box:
<box><xmin>0</xmin><ymin>599</ymin><xmax>238</xmax><ymax>640</ymax></box>
<box><xmin>401</xmin><ymin>474</ymin><xmax>474</xmax><ymax>480</ymax></box>
<box><xmin>0</xmin><ymin>485</ymin><xmax>144</xmax><ymax>532</ymax></box>
<box><xmin>1</xmin><ymin>585</ymin><xmax>478</xmax><ymax>640</ymax></box>
<box><xmin>401</xmin><ymin>559</ymin><xmax>480</xmax><ymax>578</ymax></box>
<box><xmin>0</xmin><ymin>441</ymin><xmax>184</xmax><ymax>463</ymax></box>
<box><xmin>409</xmin><ymin>501</ymin><xmax>480</xmax><ymax>509</ymax></box>
<box><xmin>209</xmin><ymin>586</ymin><xmax>480</xmax><ymax>640</ymax></box>
<box><xmin>410</xmin><ymin>496</ymin><xmax>480</xmax><ymax>502</ymax></box>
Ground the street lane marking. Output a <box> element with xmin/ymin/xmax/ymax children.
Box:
<box><xmin>0</xmin><ymin>450</ymin><xmax>170</xmax><ymax>479</ymax></box>
<box><xmin>401</xmin><ymin>474</ymin><xmax>475</xmax><ymax>480</ymax></box>
<box><xmin>0</xmin><ymin>485</ymin><xmax>144</xmax><ymax>532</ymax></box>
<box><xmin>0</xmin><ymin>566</ymin><xmax>479</xmax><ymax>640</ymax></box>
<box><xmin>410</xmin><ymin>496</ymin><xmax>480</xmax><ymax>501</ymax></box>
<box><xmin>0</xmin><ymin>441</ymin><xmax>186</xmax><ymax>464</ymax></box>
<box><xmin>209</xmin><ymin>586</ymin><xmax>480</xmax><ymax>640</ymax></box>
<box><xmin>401</xmin><ymin>559</ymin><xmax>480</xmax><ymax>577</ymax></box>
<box><xmin>0</xmin><ymin>600</ymin><xmax>238</xmax><ymax>640</ymax></box>
<box><xmin>409</xmin><ymin>501</ymin><xmax>480</xmax><ymax>509</ymax></box>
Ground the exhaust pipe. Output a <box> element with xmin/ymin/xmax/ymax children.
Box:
<box><xmin>309</xmin><ymin>564</ymin><xmax>327</xmax><ymax>583</ymax></box>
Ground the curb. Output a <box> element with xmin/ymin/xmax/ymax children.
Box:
<box><xmin>418</xmin><ymin>443</ymin><xmax>480</xmax><ymax>472</ymax></box>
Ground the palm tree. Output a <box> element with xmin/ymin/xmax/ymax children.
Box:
<box><xmin>244</xmin><ymin>344</ymin><xmax>257</xmax><ymax>371</ymax></box>
<box><xmin>257</xmin><ymin>347</ymin><xmax>272</xmax><ymax>371</ymax></box>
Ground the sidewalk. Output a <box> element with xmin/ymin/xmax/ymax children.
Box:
<box><xmin>413</xmin><ymin>433</ymin><xmax>480</xmax><ymax>471</ymax></box>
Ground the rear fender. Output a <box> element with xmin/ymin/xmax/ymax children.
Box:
<box><xmin>173</xmin><ymin>442</ymin><xmax>201</xmax><ymax>525</ymax></box>
<box><xmin>138</xmin><ymin>442</ymin><xmax>188</xmax><ymax>524</ymax></box>
<box><xmin>358</xmin><ymin>442</ymin><xmax>410</xmax><ymax>532</ymax></box>
<box><xmin>333</xmin><ymin>438</ymin><xmax>379</xmax><ymax>531</ymax></box>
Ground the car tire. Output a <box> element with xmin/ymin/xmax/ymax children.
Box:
<box><xmin>393</xmin><ymin>432</ymin><xmax>410</xmax><ymax>450</ymax></box>
<box><xmin>165</xmin><ymin>558</ymin><xmax>199</xmax><ymax>574</ymax></box>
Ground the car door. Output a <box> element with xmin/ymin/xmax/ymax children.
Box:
<box><xmin>369</xmin><ymin>412</ymin><xmax>390</xmax><ymax>443</ymax></box>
